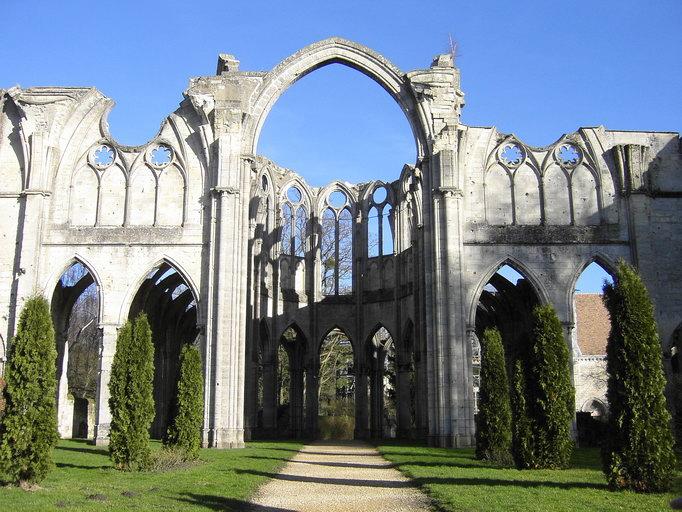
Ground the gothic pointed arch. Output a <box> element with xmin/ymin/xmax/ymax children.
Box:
<box><xmin>243</xmin><ymin>37</ymin><xmax>429</xmax><ymax>158</ymax></box>
<box><xmin>468</xmin><ymin>256</ymin><xmax>548</xmax><ymax>328</ymax></box>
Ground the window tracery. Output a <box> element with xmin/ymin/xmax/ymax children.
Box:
<box><xmin>320</xmin><ymin>189</ymin><xmax>353</xmax><ymax>295</ymax></box>
<box><xmin>367</xmin><ymin>185</ymin><xmax>393</xmax><ymax>257</ymax></box>
<box><xmin>281</xmin><ymin>185</ymin><xmax>307</xmax><ymax>257</ymax></box>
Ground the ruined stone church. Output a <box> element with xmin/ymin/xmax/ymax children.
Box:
<box><xmin>1</xmin><ymin>38</ymin><xmax>680</xmax><ymax>448</ymax></box>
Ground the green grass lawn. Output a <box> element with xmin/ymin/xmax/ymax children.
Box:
<box><xmin>0</xmin><ymin>439</ymin><xmax>302</xmax><ymax>511</ymax></box>
<box><xmin>379</xmin><ymin>444</ymin><xmax>682</xmax><ymax>512</ymax></box>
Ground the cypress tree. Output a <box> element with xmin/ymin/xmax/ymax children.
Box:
<box><xmin>165</xmin><ymin>344</ymin><xmax>204</xmax><ymax>459</ymax></box>
<box><xmin>510</xmin><ymin>359</ymin><xmax>534</xmax><ymax>468</ymax></box>
<box><xmin>602</xmin><ymin>261</ymin><xmax>675</xmax><ymax>492</ymax></box>
<box><xmin>525</xmin><ymin>304</ymin><xmax>575</xmax><ymax>469</ymax></box>
<box><xmin>475</xmin><ymin>327</ymin><xmax>512</xmax><ymax>464</ymax></box>
<box><xmin>0</xmin><ymin>296</ymin><xmax>59</xmax><ymax>485</ymax></box>
<box><xmin>109</xmin><ymin>314</ymin><xmax>155</xmax><ymax>470</ymax></box>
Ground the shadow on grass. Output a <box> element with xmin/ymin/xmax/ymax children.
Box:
<box><xmin>56</xmin><ymin>462</ymin><xmax>112</xmax><ymax>470</ymax></box>
<box><xmin>234</xmin><ymin>469</ymin><xmax>417</xmax><ymax>489</ymax></box>
<box><xmin>176</xmin><ymin>493</ymin><xmax>295</xmax><ymax>511</ymax></box>
<box><xmin>57</xmin><ymin>444</ymin><xmax>110</xmax><ymax>457</ymax></box>
<box><xmin>412</xmin><ymin>476</ymin><xmax>607</xmax><ymax>491</ymax></box>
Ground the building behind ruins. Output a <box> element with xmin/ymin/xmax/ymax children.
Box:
<box><xmin>0</xmin><ymin>38</ymin><xmax>681</xmax><ymax>447</ymax></box>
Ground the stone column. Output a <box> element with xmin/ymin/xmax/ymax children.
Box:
<box><xmin>261</xmin><ymin>360</ymin><xmax>277</xmax><ymax>435</ymax></box>
<box><xmin>305</xmin><ymin>362</ymin><xmax>319</xmax><ymax>439</ymax></box>
<box><xmin>396</xmin><ymin>360</ymin><xmax>412</xmax><ymax>438</ymax></box>
<box><xmin>354</xmin><ymin>361</ymin><xmax>369</xmax><ymax>439</ymax></box>
<box><xmin>408</xmin><ymin>53</ymin><xmax>467</xmax><ymax>447</ymax></box>
<box><xmin>57</xmin><ymin>339</ymin><xmax>72</xmax><ymax>438</ymax></box>
<box><xmin>94</xmin><ymin>323</ymin><xmax>118</xmax><ymax>445</ymax></box>
<box><xmin>289</xmin><ymin>365</ymin><xmax>304</xmax><ymax>438</ymax></box>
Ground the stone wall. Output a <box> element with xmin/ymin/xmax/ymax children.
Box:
<box><xmin>0</xmin><ymin>38</ymin><xmax>680</xmax><ymax>447</ymax></box>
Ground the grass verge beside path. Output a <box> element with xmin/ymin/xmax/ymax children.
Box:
<box><xmin>379</xmin><ymin>444</ymin><xmax>682</xmax><ymax>512</ymax></box>
<box><xmin>1</xmin><ymin>438</ymin><xmax>302</xmax><ymax>511</ymax></box>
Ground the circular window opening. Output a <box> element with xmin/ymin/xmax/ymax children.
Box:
<box><xmin>500</xmin><ymin>143</ymin><xmax>524</xmax><ymax>167</ymax></box>
<box><xmin>286</xmin><ymin>186</ymin><xmax>302</xmax><ymax>203</ymax></box>
<box><xmin>93</xmin><ymin>144</ymin><xmax>115</xmax><ymax>169</ymax></box>
<box><xmin>557</xmin><ymin>143</ymin><xmax>581</xmax><ymax>167</ymax></box>
<box><xmin>372</xmin><ymin>186</ymin><xmax>387</xmax><ymax>203</ymax></box>
<box><xmin>150</xmin><ymin>144</ymin><xmax>173</xmax><ymax>167</ymax></box>
<box><xmin>328</xmin><ymin>190</ymin><xmax>347</xmax><ymax>208</ymax></box>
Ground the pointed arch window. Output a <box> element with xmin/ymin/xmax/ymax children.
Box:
<box><xmin>367</xmin><ymin>185</ymin><xmax>393</xmax><ymax>257</ymax></box>
<box><xmin>321</xmin><ymin>190</ymin><xmax>353</xmax><ymax>295</ymax></box>
<box><xmin>281</xmin><ymin>186</ymin><xmax>307</xmax><ymax>257</ymax></box>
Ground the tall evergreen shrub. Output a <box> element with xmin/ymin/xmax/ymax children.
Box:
<box><xmin>475</xmin><ymin>327</ymin><xmax>512</xmax><ymax>463</ymax></box>
<box><xmin>602</xmin><ymin>261</ymin><xmax>675</xmax><ymax>492</ymax></box>
<box><xmin>525</xmin><ymin>304</ymin><xmax>575</xmax><ymax>468</ymax></box>
<box><xmin>0</xmin><ymin>296</ymin><xmax>59</xmax><ymax>484</ymax></box>
<box><xmin>510</xmin><ymin>359</ymin><xmax>534</xmax><ymax>468</ymax></box>
<box><xmin>109</xmin><ymin>314</ymin><xmax>155</xmax><ymax>470</ymax></box>
<box><xmin>165</xmin><ymin>344</ymin><xmax>204</xmax><ymax>459</ymax></box>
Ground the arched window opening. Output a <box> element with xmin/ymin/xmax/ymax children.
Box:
<box><xmin>368</xmin><ymin>207</ymin><xmax>380</xmax><ymax>258</ymax></box>
<box><xmin>366</xmin><ymin>326</ymin><xmax>397</xmax><ymax>439</ymax></box>
<box><xmin>474</xmin><ymin>263</ymin><xmax>541</xmax><ymax>414</ymax></box>
<box><xmin>281</xmin><ymin>186</ymin><xmax>307</xmax><ymax>257</ymax></box>
<box><xmin>257</xmin><ymin>64</ymin><xmax>416</xmax><ymax>186</ymax></box>
<box><xmin>278</xmin><ymin>326</ymin><xmax>307</xmax><ymax>438</ymax></box>
<box><xmin>51</xmin><ymin>262</ymin><xmax>100</xmax><ymax>440</ymax></box>
<box><xmin>367</xmin><ymin>185</ymin><xmax>394</xmax><ymax>257</ymax></box>
<box><xmin>321</xmin><ymin>191</ymin><xmax>353</xmax><ymax>295</ymax></box>
<box><xmin>318</xmin><ymin>328</ymin><xmax>354</xmax><ymax>439</ymax></box>
<box><xmin>128</xmin><ymin>262</ymin><xmax>199</xmax><ymax>439</ymax></box>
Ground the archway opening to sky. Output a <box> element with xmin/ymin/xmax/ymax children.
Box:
<box><xmin>257</xmin><ymin>64</ymin><xmax>416</xmax><ymax>187</ymax></box>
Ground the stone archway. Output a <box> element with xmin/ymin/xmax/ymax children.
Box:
<box><xmin>128</xmin><ymin>261</ymin><xmax>200</xmax><ymax>439</ymax></box>
<box><xmin>243</xmin><ymin>37</ymin><xmax>431</xmax><ymax>158</ymax></box>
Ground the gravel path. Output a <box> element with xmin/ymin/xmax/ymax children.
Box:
<box><xmin>248</xmin><ymin>440</ymin><xmax>433</xmax><ymax>511</ymax></box>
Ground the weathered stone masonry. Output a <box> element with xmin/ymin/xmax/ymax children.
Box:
<box><xmin>0</xmin><ymin>38</ymin><xmax>680</xmax><ymax>448</ymax></box>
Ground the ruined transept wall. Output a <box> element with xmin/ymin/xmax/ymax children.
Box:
<box><xmin>0</xmin><ymin>38</ymin><xmax>680</xmax><ymax>448</ymax></box>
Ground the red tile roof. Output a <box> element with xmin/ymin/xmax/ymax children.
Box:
<box><xmin>575</xmin><ymin>294</ymin><xmax>610</xmax><ymax>355</ymax></box>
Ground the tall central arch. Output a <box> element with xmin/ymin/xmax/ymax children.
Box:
<box><xmin>242</xmin><ymin>37</ymin><xmax>430</xmax><ymax>158</ymax></box>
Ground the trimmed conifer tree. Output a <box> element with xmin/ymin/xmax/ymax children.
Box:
<box><xmin>510</xmin><ymin>359</ymin><xmax>534</xmax><ymax>469</ymax></box>
<box><xmin>165</xmin><ymin>344</ymin><xmax>204</xmax><ymax>459</ymax></box>
<box><xmin>602</xmin><ymin>261</ymin><xmax>675</xmax><ymax>492</ymax></box>
<box><xmin>525</xmin><ymin>304</ymin><xmax>575</xmax><ymax>469</ymax></box>
<box><xmin>475</xmin><ymin>327</ymin><xmax>512</xmax><ymax>464</ymax></box>
<box><xmin>0</xmin><ymin>296</ymin><xmax>59</xmax><ymax>485</ymax></box>
<box><xmin>109</xmin><ymin>314</ymin><xmax>155</xmax><ymax>470</ymax></box>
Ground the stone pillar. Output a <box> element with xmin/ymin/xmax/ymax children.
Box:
<box><xmin>305</xmin><ymin>362</ymin><xmax>319</xmax><ymax>439</ymax></box>
<box><xmin>289</xmin><ymin>366</ymin><xmax>304</xmax><ymax>438</ymax></box>
<box><xmin>415</xmin><ymin>353</ymin><xmax>428</xmax><ymax>438</ymax></box>
<box><xmin>354</xmin><ymin>362</ymin><xmax>369</xmax><ymax>439</ymax></box>
<box><xmin>201</xmin><ymin>98</ymin><xmax>251</xmax><ymax>448</ymax></box>
<box><xmin>408</xmin><ymin>53</ymin><xmax>466</xmax><ymax>447</ymax></box>
<box><xmin>396</xmin><ymin>361</ymin><xmax>412</xmax><ymax>438</ymax></box>
<box><xmin>563</xmin><ymin>320</ymin><xmax>579</xmax><ymax>442</ymax></box>
<box><xmin>94</xmin><ymin>323</ymin><xmax>117</xmax><ymax>445</ymax></box>
<box><xmin>261</xmin><ymin>360</ymin><xmax>277</xmax><ymax>434</ymax></box>
<box><xmin>369</xmin><ymin>357</ymin><xmax>384</xmax><ymax>439</ymax></box>
<box><xmin>57</xmin><ymin>339</ymin><xmax>72</xmax><ymax>438</ymax></box>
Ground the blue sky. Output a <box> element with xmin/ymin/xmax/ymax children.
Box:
<box><xmin>2</xmin><ymin>0</ymin><xmax>678</xmax><ymax>292</ymax></box>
